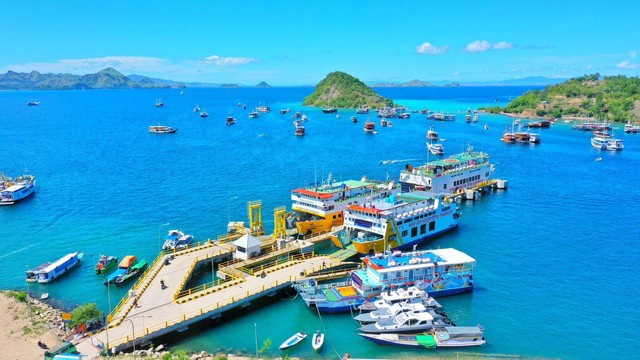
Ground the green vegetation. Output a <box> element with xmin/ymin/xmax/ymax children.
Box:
<box><xmin>303</xmin><ymin>71</ymin><xmax>393</xmax><ymax>108</ymax></box>
<box><xmin>483</xmin><ymin>73</ymin><xmax>640</xmax><ymax>122</ymax></box>
<box><xmin>7</xmin><ymin>290</ymin><xmax>28</xmax><ymax>302</ymax></box>
<box><xmin>70</xmin><ymin>303</ymin><xmax>102</xmax><ymax>327</ymax></box>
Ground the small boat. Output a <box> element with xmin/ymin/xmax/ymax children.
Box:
<box><xmin>27</xmin><ymin>252</ymin><xmax>83</xmax><ymax>283</ymax></box>
<box><xmin>358</xmin><ymin>310</ymin><xmax>453</xmax><ymax>334</ymax></box>
<box><xmin>358</xmin><ymin>287</ymin><xmax>441</xmax><ymax>312</ymax></box>
<box><xmin>354</xmin><ymin>302</ymin><xmax>432</xmax><ymax>324</ymax></box>
<box><xmin>249</xmin><ymin>111</ymin><xmax>259</xmax><ymax>118</ymax></box>
<box><xmin>336</xmin><ymin>114</ymin><xmax>341</xmax><ymax>119</ymax></box>
<box><xmin>356</xmin><ymin>105</ymin><xmax>369</xmax><ymax>114</ymax></box>
<box><xmin>104</xmin><ymin>255</ymin><xmax>137</xmax><ymax>286</ymax></box>
<box><xmin>162</xmin><ymin>230</ymin><xmax>194</xmax><ymax>251</ymax></box>
<box><xmin>398</xmin><ymin>113</ymin><xmax>410</xmax><ymax>119</ymax></box>
<box><xmin>427</xmin><ymin>142</ymin><xmax>444</xmax><ymax>155</ymax></box>
<box><xmin>27</xmin><ymin>101</ymin><xmax>40</xmax><ymax>106</ymax></box>
<box><xmin>322</xmin><ymin>108</ymin><xmax>338</xmax><ymax>114</ymax></box>
<box><xmin>155</xmin><ymin>99</ymin><xmax>164</xmax><ymax>107</ymax></box>
<box><xmin>359</xmin><ymin>325</ymin><xmax>486</xmax><ymax>348</ymax></box>
<box><xmin>465</xmin><ymin>114</ymin><xmax>472</xmax><ymax>123</ymax></box>
<box><xmin>0</xmin><ymin>174</ymin><xmax>36</xmax><ymax>205</ymax></box>
<box><xmin>311</xmin><ymin>330</ymin><xmax>324</xmax><ymax>352</ymax></box>
<box><xmin>280</xmin><ymin>108</ymin><xmax>290</xmax><ymax>114</ymax></box>
<box><xmin>95</xmin><ymin>255</ymin><xmax>118</xmax><ymax>275</ymax></box>
<box><xmin>237</xmin><ymin>102</ymin><xmax>244</xmax><ymax>108</ymax></box>
<box><xmin>351</xmin><ymin>116</ymin><xmax>358</xmax><ymax>123</ymax></box>
<box><xmin>473</xmin><ymin>115</ymin><xmax>479</xmax><ymax>123</ymax></box>
<box><xmin>300</xmin><ymin>114</ymin><xmax>308</xmax><ymax>122</ymax></box>
<box><xmin>200</xmin><ymin>109</ymin><xmax>209</xmax><ymax>118</ymax></box>
<box><xmin>114</xmin><ymin>259</ymin><xmax>148</xmax><ymax>286</ymax></box>
<box><xmin>484</xmin><ymin>124</ymin><xmax>489</xmax><ymax>130</ymax></box>
<box><xmin>279</xmin><ymin>332</ymin><xmax>307</xmax><ymax>350</ymax></box>
<box><xmin>426</xmin><ymin>125</ymin><xmax>438</xmax><ymax>140</ymax></box>
<box><xmin>149</xmin><ymin>126</ymin><xmax>177</xmax><ymax>134</ymax></box>
<box><xmin>529</xmin><ymin>133</ymin><xmax>541</xmax><ymax>144</ymax></box>
<box><xmin>194</xmin><ymin>105</ymin><xmax>201</xmax><ymax>112</ymax></box>
<box><xmin>257</xmin><ymin>105</ymin><xmax>271</xmax><ymax>113</ymax></box>
<box><xmin>226</xmin><ymin>116</ymin><xmax>237</xmax><ymax>125</ymax></box>
<box><xmin>293</xmin><ymin>111</ymin><xmax>301</xmax><ymax>118</ymax></box>
<box><xmin>380</xmin><ymin>119</ymin><xmax>388</xmax><ymax>127</ymax></box>
<box><xmin>364</xmin><ymin>121</ymin><xmax>376</xmax><ymax>134</ymax></box>
<box><xmin>387</xmin><ymin>121</ymin><xmax>393</xmax><ymax>127</ymax></box>
<box><xmin>295</xmin><ymin>125</ymin><xmax>305</xmax><ymax>136</ymax></box>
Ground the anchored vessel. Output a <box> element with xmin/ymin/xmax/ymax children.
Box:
<box><xmin>25</xmin><ymin>252</ymin><xmax>82</xmax><ymax>283</ymax></box>
<box><xmin>95</xmin><ymin>255</ymin><xmax>118</xmax><ymax>275</ymax></box>
<box><xmin>149</xmin><ymin>126</ymin><xmax>177</xmax><ymax>134</ymax></box>
<box><xmin>359</xmin><ymin>325</ymin><xmax>485</xmax><ymax>348</ymax></box>
<box><xmin>331</xmin><ymin>191</ymin><xmax>460</xmax><ymax>254</ymax></box>
<box><xmin>0</xmin><ymin>174</ymin><xmax>36</xmax><ymax>205</ymax></box>
<box><xmin>399</xmin><ymin>146</ymin><xmax>493</xmax><ymax>194</ymax></box>
<box><xmin>162</xmin><ymin>230</ymin><xmax>194</xmax><ymax>251</ymax></box>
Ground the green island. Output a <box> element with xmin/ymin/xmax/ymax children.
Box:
<box><xmin>303</xmin><ymin>71</ymin><xmax>393</xmax><ymax>108</ymax></box>
<box><xmin>483</xmin><ymin>73</ymin><xmax>640</xmax><ymax>122</ymax></box>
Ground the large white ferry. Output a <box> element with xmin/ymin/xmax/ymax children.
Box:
<box><xmin>288</xmin><ymin>176</ymin><xmax>397</xmax><ymax>236</ymax></box>
<box><xmin>331</xmin><ymin>191</ymin><xmax>460</xmax><ymax>254</ymax></box>
<box><xmin>399</xmin><ymin>146</ymin><xmax>493</xmax><ymax>194</ymax></box>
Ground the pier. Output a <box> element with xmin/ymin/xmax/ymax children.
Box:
<box><xmin>449</xmin><ymin>179</ymin><xmax>508</xmax><ymax>201</ymax></box>
<box><xmin>74</xmin><ymin>225</ymin><xmax>353</xmax><ymax>357</ymax></box>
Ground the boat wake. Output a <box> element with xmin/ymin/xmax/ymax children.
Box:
<box><xmin>0</xmin><ymin>244</ymin><xmax>34</xmax><ymax>260</ymax></box>
<box><xmin>380</xmin><ymin>158</ymin><xmax>419</xmax><ymax>165</ymax></box>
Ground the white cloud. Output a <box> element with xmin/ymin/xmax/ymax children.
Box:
<box><xmin>492</xmin><ymin>41</ymin><xmax>513</xmax><ymax>50</ymax></box>
<box><xmin>617</xmin><ymin>60</ymin><xmax>638</xmax><ymax>69</ymax></box>
<box><xmin>586</xmin><ymin>65</ymin><xmax>593</xmax><ymax>70</ymax></box>
<box><xmin>416</xmin><ymin>42</ymin><xmax>449</xmax><ymax>55</ymax></box>
<box><xmin>1</xmin><ymin>56</ymin><xmax>168</xmax><ymax>74</ymax></box>
<box><xmin>204</xmin><ymin>55</ymin><xmax>258</xmax><ymax>66</ymax></box>
<box><xmin>464</xmin><ymin>40</ymin><xmax>491</xmax><ymax>53</ymax></box>
<box><xmin>629</xmin><ymin>51</ymin><xmax>638</xmax><ymax>59</ymax></box>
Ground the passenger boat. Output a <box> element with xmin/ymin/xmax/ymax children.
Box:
<box><xmin>226</xmin><ymin>116</ymin><xmax>237</xmax><ymax>125</ymax></box>
<box><xmin>427</xmin><ymin>142</ymin><xmax>444</xmax><ymax>155</ymax></box>
<box><xmin>351</xmin><ymin>116</ymin><xmax>358</xmax><ymax>123</ymax></box>
<box><xmin>155</xmin><ymin>99</ymin><xmax>164</xmax><ymax>107</ymax></box>
<box><xmin>398</xmin><ymin>113</ymin><xmax>410</xmax><ymax>119</ymax></box>
<box><xmin>331</xmin><ymin>191</ymin><xmax>460</xmax><ymax>254</ymax></box>
<box><xmin>27</xmin><ymin>101</ymin><xmax>40</xmax><ymax>106</ymax></box>
<box><xmin>162</xmin><ymin>230</ymin><xmax>194</xmax><ymax>251</ymax></box>
<box><xmin>364</xmin><ymin>121</ymin><xmax>376</xmax><ymax>134</ymax></box>
<box><xmin>288</xmin><ymin>176</ymin><xmax>396</xmax><ymax>236</ymax></box>
<box><xmin>399</xmin><ymin>145</ymin><xmax>493</xmax><ymax>193</ymax></box>
<box><xmin>358</xmin><ymin>310</ymin><xmax>453</xmax><ymax>334</ymax></box>
<box><xmin>104</xmin><ymin>255</ymin><xmax>137</xmax><ymax>286</ymax></box>
<box><xmin>294</xmin><ymin>125</ymin><xmax>305</xmax><ymax>136</ymax></box>
<box><xmin>249</xmin><ymin>111</ymin><xmax>259</xmax><ymax>118</ymax></box>
<box><xmin>294</xmin><ymin>248</ymin><xmax>475</xmax><ymax>313</ymax></box>
<box><xmin>311</xmin><ymin>330</ymin><xmax>324</xmax><ymax>351</ymax></box>
<box><xmin>0</xmin><ymin>174</ymin><xmax>36</xmax><ymax>205</ymax></box>
<box><xmin>95</xmin><ymin>255</ymin><xmax>118</xmax><ymax>275</ymax></box>
<box><xmin>149</xmin><ymin>126</ymin><xmax>177</xmax><ymax>134</ymax></box>
<box><xmin>426</xmin><ymin>125</ymin><xmax>438</xmax><ymax>140</ymax></box>
<box><xmin>193</xmin><ymin>105</ymin><xmax>200</xmax><ymax>112</ymax></box>
<box><xmin>200</xmin><ymin>109</ymin><xmax>209</xmax><ymax>118</ymax></box>
<box><xmin>26</xmin><ymin>252</ymin><xmax>83</xmax><ymax>283</ymax></box>
<box><xmin>380</xmin><ymin>119</ymin><xmax>388</xmax><ymax>127</ymax></box>
<box><xmin>356</xmin><ymin>105</ymin><xmax>370</xmax><ymax>114</ymax></box>
<box><xmin>624</xmin><ymin>122</ymin><xmax>640</xmax><ymax>133</ymax></box>
<box><xmin>322</xmin><ymin>107</ymin><xmax>337</xmax><ymax>114</ymax></box>
<box><xmin>279</xmin><ymin>332</ymin><xmax>307</xmax><ymax>350</ymax></box>
<box><xmin>114</xmin><ymin>260</ymin><xmax>148</xmax><ymax>286</ymax></box>
<box><xmin>592</xmin><ymin>136</ymin><xmax>624</xmax><ymax>151</ymax></box>
<box><xmin>359</xmin><ymin>325</ymin><xmax>486</xmax><ymax>348</ymax></box>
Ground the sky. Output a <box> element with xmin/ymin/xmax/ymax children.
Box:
<box><xmin>1</xmin><ymin>0</ymin><xmax>639</xmax><ymax>85</ymax></box>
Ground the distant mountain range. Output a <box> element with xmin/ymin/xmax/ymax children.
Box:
<box><xmin>367</xmin><ymin>77</ymin><xmax>566</xmax><ymax>87</ymax></box>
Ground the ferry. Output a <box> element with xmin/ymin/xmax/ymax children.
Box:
<box><xmin>149</xmin><ymin>126</ymin><xmax>177</xmax><ymax>134</ymax></box>
<box><xmin>399</xmin><ymin>146</ymin><xmax>493</xmax><ymax>194</ymax></box>
<box><xmin>0</xmin><ymin>174</ymin><xmax>36</xmax><ymax>205</ymax></box>
<box><xmin>288</xmin><ymin>176</ymin><xmax>396</xmax><ymax>237</ymax></box>
<box><xmin>295</xmin><ymin>248</ymin><xmax>475</xmax><ymax>313</ymax></box>
<box><xmin>331</xmin><ymin>191</ymin><xmax>460</xmax><ymax>254</ymax></box>
<box><xmin>26</xmin><ymin>252</ymin><xmax>83</xmax><ymax>283</ymax></box>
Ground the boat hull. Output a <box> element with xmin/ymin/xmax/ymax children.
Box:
<box><xmin>352</xmin><ymin>224</ymin><xmax>458</xmax><ymax>255</ymax></box>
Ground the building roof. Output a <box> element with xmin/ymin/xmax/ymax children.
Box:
<box><xmin>233</xmin><ymin>234</ymin><xmax>262</xmax><ymax>248</ymax></box>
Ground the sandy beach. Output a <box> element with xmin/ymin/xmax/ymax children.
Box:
<box><xmin>0</xmin><ymin>291</ymin><xmax>65</xmax><ymax>360</ymax></box>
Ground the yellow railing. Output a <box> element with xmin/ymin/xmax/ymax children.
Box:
<box><xmin>172</xmin><ymin>249</ymin><xmax>232</xmax><ymax>300</ymax></box>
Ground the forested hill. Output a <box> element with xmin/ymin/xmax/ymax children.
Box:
<box><xmin>483</xmin><ymin>74</ymin><xmax>640</xmax><ymax>122</ymax></box>
<box><xmin>302</xmin><ymin>71</ymin><xmax>392</xmax><ymax>108</ymax></box>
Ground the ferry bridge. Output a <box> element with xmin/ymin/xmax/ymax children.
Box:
<box><xmin>74</xmin><ymin>202</ymin><xmax>356</xmax><ymax>358</ymax></box>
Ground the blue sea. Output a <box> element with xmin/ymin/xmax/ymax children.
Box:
<box><xmin>1</xmin><ymin>86</ymin><xmax>638</xmax><ymax>360</ymax></box>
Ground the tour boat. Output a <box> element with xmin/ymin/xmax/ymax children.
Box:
<box><xmin>364</xmin><ymin>121</ymin><xmax>376</xmax><ymax>134</ymax></box>
<box><xmin>27</xmin><ymin>252</ymin><xmax>83</xmax><ymax>283</ymax></box>
<box><xmin>398</xmin><ymin>145</ymin><xmax>494</xmax><ymax>194</ymax></box>
<box><xmin>149</xmin><ymin>126</ymin><xmax>177</xmax><ymax>134</ymax></box>
<box><xmin>104</xmin><ymin>255</ymin><xmax>137</xmax><ymax>286</ymax></box>
<box><xmin>427</xmin><ymin>142</ymin><xmax>444</xmax><ymax>156</ymax></box>
<box><xmin>295</xmin><ymin>125</ymin><xmax>305</xmax><ymax>136</ymax></box>
<box><xmin>426</xmin><ymin>125</ymin><xmax>438</xmax><ymax>140</ymax></box>
<box><xmin>359</xmin><ymin>325</ymin><xmax>486</xmax><ymax>348</ymax></box>
<box><xmin>330</xmin><ymin>191</ymin><xmax>460</xmax><ymax>254</ymax></box>
<box><xmin>322</xmin><ymin>108</ymin><xmax>337</xmax><ymax>114</ymax></box>
<box><xmin>95</xmin><ymin>255</ymin><xmax>118</xmax><ymax>275</ymax></box>
<box><xmin>624</xmin><ymin>122</ymin><xmax>640</xmax><ymax>133</ymax></box>
<box><xmin>288</xmin><ymin>176</ymin><xmax>397</xmax><ymax>236</ymax></box>
<box><xmin>0</xmin><ymin>174</ymin><xmax>36</xmax><ymax>205</ymax></box>
<box><xmin>295</xmin><ymin>248</ymin><xmax>475</xmax><ymax>313</ymax></box>
<box><xmin>592</xmin><ymin>136</ymin><xmax>624</xmax><ymax>151</ymax></box>
<box><xmin>162</xmin><ymin>230</ymin><xmax>194</xmax><ymax>251</ymax></box>
<box><xmin>279</xmin><ymin>332</ymin><xmax>307</xmax><ymax>350</ymax></box>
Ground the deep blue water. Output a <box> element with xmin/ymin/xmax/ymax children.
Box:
<box><xmin>1</xmin><ymin>86</ymin><xmax>638</xmax><ymax>360</ymax></box>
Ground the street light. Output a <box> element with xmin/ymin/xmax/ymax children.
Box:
<box><xmin>158</xmin><ymin>223</ymin><xmax>170</xmax><ymax>253</ymax></box>
<box><xmin>25</xmin><ymin>265</ymin><xmax>33</xmax><ymax>324</ymax></box>
<box><xmin>125</xmin><ymin>318</ymin><xmax>136</xmax><ymax>356</ymax></box>
<box><xmin>228</xmin><ymin>196</ymin><xmax>238</xmax><ymax>225</ymax></box>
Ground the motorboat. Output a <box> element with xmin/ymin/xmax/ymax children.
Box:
<box><xmin>295</xmin><ymin>125</ymin><xmax>305</xmax><ymax>136</ymax></box>
<box><xmin>27</xmin><ymin>101</ymin><xmax>40</xmax><ymax>106</ymax></box>
<box><xmin>358</xmin><ymin>286</ymin><xmax>441</xmax><ymax>312</ymax></box>
<box><xmin>279</xmin><ymin>332</ymin><xmax>307</xmax><ymax>350</ymax></box>
<box><xmin>200</xmin><ymin>109</ymin><xmax>209</xmax><ymax>118</ymax></box>
<box><xmin>351</xmin><ymin>116</ymin><xmax>358</xmax><ymax>123</ymax></box>
<box><xmin>162</xmin><ymin>230</ymin><xmax>194</xmax><ymax>251</ymax></box>
<box><xmin>226</xmin><ymin>116</ymin><xmax>237</xmax><ymax>125</ymax></box>
<box><xmin>257</xmin><ymin>105</ymin><xmax>271</xmax><ymax>113</ymax></box>
<box><xmin>249</xmin><ymin>111</ymin><xmax>259</xmax><ymax>118</ymax></box>
<box><xmin>359</xmin><ymin>325</ymin><xmax>486</xmax><ymax>348</ymax></box>
<box><xmin>364</xmin><ymin>122</ymin><xmax>376</xmax><ymax>134</ymax></box>
<box><xmin>280</xmin><ymin>108</ymin><xmax>290</xmax><ymax>114</ymax></box>
<box><xmin>193</xmin><ymin>105</ymin><xmax>201</xmax><ymax>112</ymax></box>
<box><xmin>358</xmin><ymin>310</ymin><xmax>453</xmax><ymax>334</ymax></box>
<box><xmin>114</xmin><ymin>260</ymin><xmax>148</xmax><ymax>286</ymax></box>
<box><xmin>149</xmin><ymin>126</ymin><xmax>177</xmax><ymax>134</ymax></box>
<box><xmin>95</xmin><ymin>255</ymin><xmax>118</xmax><ymax>275</ymax></box>
<box><xmin>0</xmin><ymin>174</ymin><xmax>36</xmax><ymax>205</ymax></box>
<box><xmin>380</xmin><ymin>119</ymin><xmax>388</xmax><ymax>127</ymax></box>
<box><xmin>104</xmin><ymin>255</ymin><xmax>137</xmax><ymax>286</ymax></box>
<box><xmin>311</xmin><ymin>330</ymin><xmax>324</xmax><ymax>351</ymax></box>
<box><xmin>427</xmin><ymin>142</ymin><xmax>444</xmax><ymax>155</ymax></box>
<box><xmin>155</xmin><ymin>99</ymin><xmax>164</xmax><ymax>107</ymax></box>
<box><xmin>300</xmin><ymin>114</ymin><xmax>308</xmax><ymax>122</ymax></box>
<box><xmin>354</xmin><ymin>302</ymin><xmax>431</xmax><ymax>324</ymax></box>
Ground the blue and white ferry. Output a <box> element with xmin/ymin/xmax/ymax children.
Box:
<box><xmin>26</xmin><ymin>252</ymin><xmax>83</xmax><ymax>283</ymax></box>
<box><xmin>0</xmin><ymin>174</ymin><xmax>36</xmax><ymax>205</ymax></box>
<box><xmin>295</xmin><ymin>248</ymin><xmax>475</xmax><ymax>313</ymax></box>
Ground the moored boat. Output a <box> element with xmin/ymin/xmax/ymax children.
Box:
<box><xmin>95</xmin><ymin>255</ymin><xmax>118</xmax><ymax>275</ymax></box>
<box><xmin>295</xmin><ymin>125</ymin><xmax>305</xmax><ymax>136</ymax></box>
<box><xmin>114</xmin><ymin>259</ymin><xmax>148</xmax><ymax>286</ymax></box>
<box><xmin>104</xmin><ymin>255</ymin><xmax>137</xmax><ymax>286</ymax></box>
<box><xmin>28</xmin><ymin>252</ymin><xmax>83</xmax><ymax>283</ymax></box>
<box><xmin>359</xmin><ymin>325</ymin><xmax>486</xmax><ymax>348</ymax></box>
<box><xmin>226</xmin><ymin>116</ymin><xmax>237</xmax><ymax>125</ymax></box>
<box><xmin>427</xmin><ymin>142</ymin><xmax>444</xmax><ymax>155</ymax></box>
<box><xmin>162</xmin><ymin>230</ymin><xmax>194</xmax><ymax>251</ymax></box>
<box><xmin>364</xmin><ymin>121</ymin><xmax>376</xmax><ymax>134</ymax></box>
<box><xmin>25</xmin><ymin>262</ymin><xmax>52</xmax><ymax>282</ymax></box>
<box><xmin>322</xmin><ymin>107</ymin><xmax>337</xmax><ymax>114</ymax></box>
<box><xmin>0</xmin><ymin>174</ymin><xmax>36</xmax><ymax>205</ymax></box>
<box><xmin>358</xmin><ymin>286</ymin><xmax>442</xmax><ymax>312</ymax></box>
<box><xmin>358</xmin><ymin>310</ymin><xmax>453</xmax><ymax>334</ymax></box>
<box><xmin>249</xmin><ymin>111</ymin><xmax>259</xmax><ymax>118</ymax></box>
<box><xmin>592</xmin><ymin>136</ymin><xmax>624</xmax><ymax>151</ymax></box>
<box><xmin>355</xmin><ymin>301</ymin><xmax>433</xmax><ymax>324</ymax></box>
<box><xmin>279</xmin><ymin>332</ymin><xmax>307</xmax><ymax>350</ymax></box>
<box><xmin>311</xmin><ymin>330</ymin><xmax>324</xmax><ymax>351</ymax></box>
<box><xmin>149</xmin><ymin>126</ymin><xmax>177</xmax><ymax>134</ymax></box>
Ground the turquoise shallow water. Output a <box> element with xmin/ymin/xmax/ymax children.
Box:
<box><xmin>1</xmin><ymin>87</ymin><xmax>639</xmax><ymax>360</ymax></box>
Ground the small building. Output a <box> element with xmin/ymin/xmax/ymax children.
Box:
<box><xmin>232</xmin><ymin>234</ymin><xmax>262</xmax><ymax>260</ymax></box>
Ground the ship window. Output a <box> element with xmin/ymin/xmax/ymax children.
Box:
<box><xmin>402</xmin><ymin>230</ymin><xmax>408</xmax><ymax>237</ymax></box>
<box><xmin>333</xmin><ymin>215</ymin><xmax>337</xmax><ymax>219</ymax></box>
<box><xmin>443</xmin><ymin>184</ymin><xmax>447</xmax><ymax>189</ymax></box>
<box><xmin>429</xmin><ymin>221</ymin><xmax>435</xmax><ymax>231</ymax></box>
<box><xmin>420</xmin><ymin>224</ymin><xmax>426</xmax><ymax>234</ymax></box>
<box><xmin>411</xmin><ymin>227</ymin><xmax>417</xmax><ymax>237</ymax></box>
<box><xmin>338</xmin><ymin>214</ymin><xmax>342</xmax><ymax>218</ymax></box>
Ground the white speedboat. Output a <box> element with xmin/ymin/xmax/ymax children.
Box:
<box><xmin>279</xmin><ymin>332</ymin><xmax>307</xmax><ymax>350</ymax></box>
<box><xmin>359</xmin><ymin>310</ymin><xmax>453</xmax><ymax>334</ymax></box>
<box><xmin>162</xmin><ymin>230</ymin><xmax>194</xmax><ymax>251</ymax></box>
<box><xmin>311</xmin><ymin>330</ymin><xmax>324</xmax><ymax>351</ymax></box>
<box><xmin>427</xmin><ymin>142</ymin><xmax>444</xmax><ymax>155</ymax></box>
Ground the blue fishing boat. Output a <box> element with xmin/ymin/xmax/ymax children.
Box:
<box><xmin>103</xmin><ymin>255</ymin><xmax>137</xmax><ymax>286</ymax></box>
<box><xmin>114</xmin><ymin>259</ymin><xmax>148</xmax><ymax>286</ymax></box>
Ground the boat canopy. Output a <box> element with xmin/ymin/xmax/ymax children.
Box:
<box><xmin>119</xmin><ymin>255</ymin><xmax>137</xmax><ymax>268</ymax></box>
<box><xmin>416</xmin><ymin>334</ymin><xmax>437</xmax><ymax>348</ymax></box>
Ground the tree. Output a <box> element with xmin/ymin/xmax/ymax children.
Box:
<box><xmin>70</xmin><ymin>303</ymin><xmax>102</xmax><ymax>327</ymax></box>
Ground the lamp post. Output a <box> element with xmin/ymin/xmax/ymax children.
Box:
<box><xmin>158</xmin><ymin>223</ymin><xmax>170</xmax><ymax>253</ymax></box>
<box><xmin>228</xmin><ymin>196</ymin><xmax>238</xmax><ymax>225</ymax></box>
<box><xmin>25</xmin><ymin>265</ymin><xmax>33</xmax><ymax>324</ymax></box>
<box><xmin>125</xmin><ymin>318</ymin><xmax>136</xmax><ymax>357</ymax></box>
